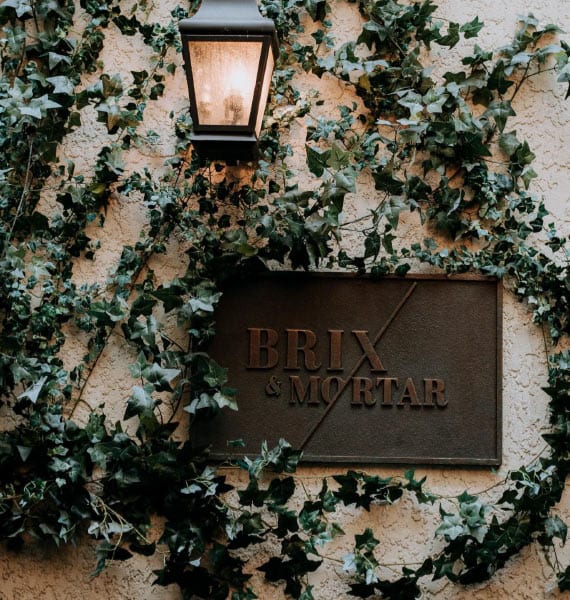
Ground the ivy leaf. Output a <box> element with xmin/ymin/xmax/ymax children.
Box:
<box><xmin>556</xmin><ymin>61</ymin><xmax>570</xmax><ymax>94</ymax></box>
<box><xmin>433</xmin><ymin>557</ymin><xmax>459</xmax><ymax>581</ymax></box>
<box><xmin>185</xmin><ymin>391</ymin><xmax>238</xmax><ymax>415</ymax></box>
<box><xmin>499</xmin><ymin>131</ymin><xmax>520</xmax><ymax>157</ymax></box>
<box><xmin>128</xmin><ymin>316</ymin><xmax>159</xmax><ymax>347</ymax></box>
<box><xmin>383</xmin><ymin>196</ymin><xmax>406</xmax><ymax>229</ymax></box>
<box><xmin>558</xmin><ymin>565</ymin><xmax>570</xmax><ymax>591</ymax></box>
<box><xmin>203</xmin><ymin>360</ymin><xmax>228</xmax><ymax>387</ymax></box>
<box><xmin>299</xmin><ymin>505</ymin><xmax>324</xmax><ymax>534</ymax></box>
<box><xmin>185</xmin><ymin>288</ymin><xmax>221</xmax><ymax>316</ymax></box>
<box><xmin>521</xmin><ymin>166</ymin><xmax>537</xmax><ymax>189</ymax></box>
<box><xmin>342</xmin><ymin>553</ymin><xmax>357</xmax><ymax>573</ymax></box>
<box><xmin>17</xmin><ymin>376</ymin><xmax>47</xmax><ymax>404</ymax></box>
<box><xmin>268</xmin><ymin>477</ymin><xmax>296</xmax><ymax>506</ymax></box>
<box><xmin>1</xmin><ymin>0</ymin><xmax>32</xmax><ymax>17</ymax></box>
<box><xmin>257</xmin><ymin>538</ymin><xmax>321</xmax><ymax>596</ymax></box>
<box><xmin>100</xmin><ymin>145</ymin><xmax>125</xmax><ymax>176</ymax></box>
<box><xmin>262</xmin><ymin>439</ymin><xmax>302</xmax><ymax>474</ymax></box>
<box><xmin>305</xmin><ymin>0</ymin><xmax>327</xmax><ymax>21</ymax></box>
<box><xmin>306</xmin><ymin>145</ymin><xmax>331</xmax><ymax>177</ymax></box>
<box><xmin>545</xmin><ymin>516</ymin><xmax>567</xmax><ymax>544</ymax></box>
<box><xmin>461</xmin><ymin>132</ymin><xmax>493</xmax><ymax>158</ymax></box>
<box><xmin>397</xmin><ymin>91</ymin><xmax>423</xmax><ymax>120</ymax></box>
<box><xmin>142</xmin><ymin>363</ymin><xmax>180</xmax><ymax>390</ymax></box>
<box><xmin>328</xmin><ymin>142</ymin><xmax>351</xmax><ymax>170</ymax></box>
<box><xmin>513</xmin><ymin>141</ymin><xmax>536</xmax><ymax>166</ymax></box>
<box><xmin>438</xmin><ymin>22</ymin><xmax>460</xmax><ymax>48</ymax></box>
<box><xmin>16</xmin><ymin>445</ymin><xmax>33</xmax><ymax>462</ymax></box>
<box><xmin>130</xmin><ymin>540</ymin><xmax>156</xmax><ymax>557</ymax></box>
<box><xmin>509</xmin><ymin>52</ymin><xmax>532</xmax><ymax>68</ymax></box>
<box><xmin>125</xmin><ymin>385</ymin><xmax>155</xmax><ymax>419</ymax></box>
<box><xmin>128</xmin><ymin>352</ymin><xmax>148</xmax><ymax>379</ymax></box>
<box><xmin>47</xmin><ymin>76</ymin><xmax>75</xmax><ymax>95</ymax></box>
<box><xmin>130</xmin><ymin>294</ymin><xmax>156</xmax><ymax>318</ymax></box>
<box><xmin>354</xmin><ymin>528</ymin><xmax>379</xmax><ymax>551</ymax></box>
<box><xmin>424</xmin><ymin>88</ymin><xmax>449</xmax><ymax>114</ymax></box>
<box><xmin>101</xmin><ymin>73</ymin><xmax>124</xmax><ymax>98</ymax></box>
<box><xmin>435</xmin><ymin>512</ymin><xmax>464</xmax><ymax>540</ymax></box>
<box><xmin>488</xmin><ymin>61</ymin><xmax>514</xmax><ymax>94</ymax></box>
<box><xmin>405</xmin><ymin>471</ymin><xmax>437</xmax><ymax>504</ymax></box>
<box><xmin>334</xmin><ymin>168</ymin><xmax>356</xmax><ymax>193</ymax></box>
<box><xmin>131</xmin><ymin>70</ymin><xmax>149</xmax><ymax>85</ymax></box>
<box><xmin>48</xmin><ymin>52</ymin><xmax>71</xmax><ymax>70</ymax></box>
<box><xmin>460</xmin><ymin>17</ymin><xmax>484</xmax><ymax>39</ymax></box>
<box><xmin>151</xmin><ymin>285</ymin><xmax>185</xmax><ymax>312</ymax></box>
<box><xmin>93</xmin><ymin>542</ymin><xmax>133</xmax><ymax>577</ymax></box>
<box><xmin>372</xmin><ymin>169</ymin><xmax>404</xmax><ymax>194</ymax></box>
<box><xmin>485</xmin><ymin>100</ymin><xmax>516</xmax><ymax>132</ymax></box>
<box><xmin>19</xmin><ymin>95</ymin><xmax>61</xmax><ymax>119</ymax></box>
<box><xmin>299</xmin><ymin>586</ymin><xmax>315</xmax><ymax>600</ymax></box>
<box><xmin>238</xmin><ymin>480</ymin><xmax>268</xmax><ymax>507</ymax></box>
<box><xmin>364</xmin><ymin>232</ymin><xmax>380</xmax><ymax>259</ymax></box>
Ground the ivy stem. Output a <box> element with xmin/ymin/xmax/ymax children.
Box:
<box><xmin>511</xmin><ymin>67</ymin><xmax>557</xmax><ymax>103</ymax></box>
<box><xmin>5</xmin><ymin>141</ymin><xmax>34</xmax><ymax>253</ymax></box>
<box><xmin>31</xmin><ymin>1</ymin><xmax>40</xmax><ymax>33</ymax></box>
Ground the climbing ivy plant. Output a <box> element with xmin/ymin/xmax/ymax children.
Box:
<box><xmin>0</xmin><ymin>0</ymin><xmax>569</xmax><ymax>598</ymax></box>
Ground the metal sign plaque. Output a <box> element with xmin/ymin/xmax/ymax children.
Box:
<box><xmin>196</xmin><ymin>274</ymin><xmax>502</xmax><ymax>465</ymax></box>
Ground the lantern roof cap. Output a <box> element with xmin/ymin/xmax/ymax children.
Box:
<box><xmin>179</xmin><ymin>0</ymin><xmax>277</xmax><ymax>37</ymax></box>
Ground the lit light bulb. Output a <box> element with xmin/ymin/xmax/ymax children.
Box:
<box><xmin>198</xmin><ymin>84</ymin><xmax>213</xmax><ymax>120</ymax></box>
<box><xmin>224</xmin><ymin>92</ymin><xmax>244</xmax><ymax>125</ymax></box>
<box><xmin>223</xmin><ymin>63</ymin><xmax>249</xmax><ymax>125</ymax></box>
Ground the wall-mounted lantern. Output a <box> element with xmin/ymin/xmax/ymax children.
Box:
<box><xmin>179</xmin><ymin>0</ymin><xmax>278</xmax><ymax>162</ymax></box>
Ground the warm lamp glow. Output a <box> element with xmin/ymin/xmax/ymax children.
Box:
<box><xmin>188</xmin><ymin>40</ymin><xmax>262</xmax><ymax>127</ymax></box>
<box><xmin>254</xmin><ymin>50</ymin><xmax>274</xmax><ymax>136</ymax></box>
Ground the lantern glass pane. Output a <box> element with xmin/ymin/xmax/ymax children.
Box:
<box><xmin>188</xmin><ymin>40</ymin><xmax>262</xmax><ymax>127</ymax></box>
<box><xmin>255</xmin><ymin>50</ymin><xmax>274</xmax><ymax>136</ymax></box>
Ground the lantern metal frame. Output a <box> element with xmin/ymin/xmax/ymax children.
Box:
<box><xmin>179</xmin><ymin>0</ymin><xmax>279</xmax><ymax>162</ymax></box>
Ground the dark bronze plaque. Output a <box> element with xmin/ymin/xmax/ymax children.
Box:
<box><xmin>196</xmin><ymin>274</ymin><xmax>502</xmax><ymax>465</ymax></box>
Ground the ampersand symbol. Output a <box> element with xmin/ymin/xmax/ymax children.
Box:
<box><xmin>265</xmin><ymin>375</ymin><xmax>282</xmax><ymax>397</ymax></box>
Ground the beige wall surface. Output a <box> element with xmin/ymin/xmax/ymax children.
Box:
<box><xmin>1</xmin><ymin>0</ymin><xmax>570</xmax><ymax>598</ymax></box>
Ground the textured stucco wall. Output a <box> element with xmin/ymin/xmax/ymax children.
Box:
<box><xmin>1</xmin><ymin>0</ymin><xmax>570</xmax><ymax>598</ymax></box>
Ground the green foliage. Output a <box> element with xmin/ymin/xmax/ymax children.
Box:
<box><xmin>0</xmin><ymin>0</ymin><xmax>568</xmax><ymax>597</ymax></box>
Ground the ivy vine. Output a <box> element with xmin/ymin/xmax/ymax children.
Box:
<box><xmin>0</xmin><ymin>0</ymin><xmax>569</xmax><ymax>598</ymax></box>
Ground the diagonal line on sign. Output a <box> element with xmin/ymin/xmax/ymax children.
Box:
<box><xmin>299</xmin><ymin>281</ymin><xmax>418</xmax><ymax>451</ymax></box>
